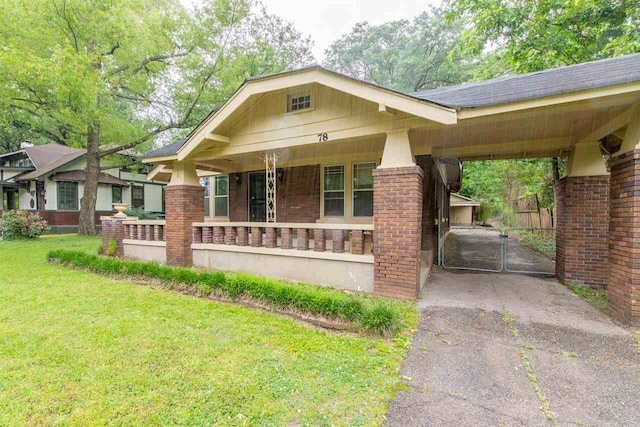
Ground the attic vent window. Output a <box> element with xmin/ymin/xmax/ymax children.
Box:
<box><xmin>288</xmin><ymin>95</ymin><xmax>311</xmax><ymax>112</ymax></box>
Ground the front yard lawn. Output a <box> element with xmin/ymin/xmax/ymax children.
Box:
<box><xmin>0</xmin><ymin>235</ymin><xmax>415</xmax><ymax>426</ymax></box>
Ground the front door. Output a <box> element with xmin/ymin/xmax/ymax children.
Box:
<box><xmin>249</xmin><ymin>172</ymin><xmax>266</xmax><ymax>222</ymax></box>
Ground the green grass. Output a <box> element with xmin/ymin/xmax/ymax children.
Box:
<box><xmin>569</xmin><ymin>284</ymin><xmax>608</xmax><ymax>312</ymax></box>
<box><xmin>47</xmin><ymin>249</ymin><xmax>413</xmax><ymax>336</ymax></box>
<box><xmin>0</xmin><ymin>236</ymin><xmax>417</xmax><ymax>425</ymax></box>
<box><xmin>512</xmin><ymin>229</ymin><xmax>555</xmax><ymax>257</ymax></box>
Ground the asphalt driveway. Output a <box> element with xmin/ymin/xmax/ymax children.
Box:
<box><xmin>386</xmin><ymin>270</ymin><xmax>640</xmax><ymax>427</ymax></box>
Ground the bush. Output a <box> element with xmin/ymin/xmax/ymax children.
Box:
<box><xmin>46</xmin><ymin>249</ymin><xmax>409</xmax><ymax>336</ymax></box>
<box><xmin>0</xmin><ymin>210</ymin><xmax>50</xmax><ymax>240</ymax></box>
<box><xmin>105</xmin><ymin>237</ymin><xmax>118</xmax><ymax>257</ymax></box>
<box><xmin>123</xmin><ymin>207</ymin><xmax>160</xmax><ymax>220</ymax></box>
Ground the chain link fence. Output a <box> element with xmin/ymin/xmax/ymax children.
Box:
<box><xmin>443</xmin><ymin>226</ymin><xmax>555</xmax><ymax>275</ymax></box>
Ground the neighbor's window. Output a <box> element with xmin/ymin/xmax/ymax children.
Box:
<box><xmin>214</xmin><ymin>175</ymin><xmax>228</xmax><ymax>217</ymax></box>
<box><xmin>132</xmin><ymin>185</ymin><xmax>144</xmax><ymax>209</ymax></box>
<box><xmin>288</xmin><ymin>94</ymin><xmax>311</xmax><ymax>112</ymax></box>
<box><xmin>353</xmin><ymin>162</ymin><xmax>375</xmax><ymax>217</ymax></box>
<box><xmin>201</xmin><ymin>177</ymin><xmax>210</xmax><ymax>217</ymax></box>
<box><xmin>323</xmin><ymin>165</ymin><xmax>345</xmax><ymax>216</ymax></box>
<box><xmin>57</xmin><ymin>182</ymin><xmax>78</xmax><ymax>210</ymax></box>
<box><xmin>112</xmin><ymin>186</ymin><xmax>122</xmax><ymax>204</ymax></box>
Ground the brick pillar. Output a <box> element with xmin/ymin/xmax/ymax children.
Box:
<box><xmin>237</xmin><ymin>227</ymin><xmax>249</xmax><ymax>246</ymax></box>
<box><xmin>608</xmin><ymin>150</ymin><xmax>640</xmax><ymax>326</ymax></box>
<box><xmin>100</xmin><ymin>216</ymin><xmax>129</xmax><ymax>257</ymax></box>
<box><xmin>313</xmin><ymin>229</ymin><xmax>325</xmax><ymax>251</ymax></box>
<box><xmin>296</xmin><ymin>228</ymin><xmax>309</xmax><ymax>250</ymax></box>
<box><xmin>373</xmin><ymin>166</ymin><xmax>423</xmax><ymax>299</ymax></box>
<box><xmin>555</xmin><ymin>176</ymin><xmax>609</xmax><ymax>288</ymax></box>
<box><xmin>351</xmin><ymin>230</ymin><xmax>364</xmax><ymax>255</ymax></box>
<box><xmin>265</xmin><ymin>228</ymin><xmax>277</xmax><ymax>248</ymax></box>
<box><xmin>251</xmin><ymin>227</ymin><xmax>262</xmax><ymax>247</ymax></box>
<box><xmin>332</xmin><ymin>229</ymin><xmax>344</xmax><ymax>253</ymax></box>
<box><xmin>212</xmin><ymin>226</ymin><xmax>224</xmax><ymax>244</ymax></box>
<box><xmin>281</xmin><ymin>228</ymin><xmax>293</xmax><ymax>249</ymax></box>
<box><xmin>224</xmin><ymin>226</ymin><xmax>237</xmax><ymax>245</ymax></box>
<box><xmin>165</xmin><ymin>185</ymin><xmax>204</xmax><ymax>267</ymax></box>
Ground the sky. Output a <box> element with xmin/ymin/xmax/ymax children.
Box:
<box><xmin>186</xmin><ymin>0</ymin><xmax>440</xmax><ymax>62</ymax></box>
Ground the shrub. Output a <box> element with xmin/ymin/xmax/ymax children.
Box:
<box><xmin>46</xmin><ymin>249</ymin><xmax>410</xmax><ymax>336</ymax></box>
<box><xmin>106</xmin><ymin>237</ymin><xmax>118</xmax><ymax>257</ymax></box>
<box><xmin>0</xmin><ymin>210</ymin><xmax>49</xmax><ymax>240</ymax></box>
<box><xmin>123</xmin><ymin>207</ymin><xmax>160</xmax><ymax>220</ymax></box>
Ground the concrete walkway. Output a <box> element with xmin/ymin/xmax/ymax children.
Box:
<box><xmin>386</xmin><ymin>270</ymin><xmax>640</xmax><ymax>427</ymax></box>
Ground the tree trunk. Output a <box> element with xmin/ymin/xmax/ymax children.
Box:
<box><xmin>78</xmin><ymin>121</ymin><xmax>100</xmax><ymax>234</ymax></box>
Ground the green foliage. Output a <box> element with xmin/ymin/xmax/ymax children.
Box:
<box><xmin>0</xmin><ymin>210</ymin><xmax>49</xmax><ymax>240</ymax></box>
<box><xmin>460</xmin><ymin>158</ymin><xmax>558</xmax><ymax>225</ymax></box>
<box><xmin>47</xmin><ymin>249</ymin><xmax>412</xmax><ymax>336</ymax></box>
<box><xmin>324</xmin><ymin>7</ymin><xmax>477</xmax><ymax>92</ymax></box>
<box><xmin>106</xmin><ymin>237</ymin><xmax>118</xmax><ymax>257</ymax></box>
<box><xmin>123</xmin><ymin>207</ymin><xmax>160</xmax><ymax>220</ymax></box>
<box><xmin>569</xmin><ymin>284</ymin><xmax>608</xmax><ymax>312</ymax></box>
<box><xmin>448</xmin><ymin>0</ymin><xmax>640</xmax><ymax>74</ymax></box>
<box><xmin>513</xmin><ymin>230</ymin><xmax>555</xmax><ymax>257</ymax></box>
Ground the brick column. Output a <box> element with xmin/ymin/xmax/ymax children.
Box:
<box><xmin>608</xmin><ymin>149</ymin><xmax>640</xmax><ymax>326</ymax></box>
<box><xmin>373</xmin><ymin>166</ymin><xmax>423</xmax><ymax>300</ymax></box>
<box><xmin>555</xmin><ymin>176</ymin><xmax>609</xmax><ymax>288</ymax></box>
<box><xmin>313</xmin><ymin>229</ymin><xmax>325</xmax><ymax>251</ymax></box>
<box><xmin>281</xmin><ymin>228</ymin><xmax>293</xmax><ymax>249</ymax></box>
<box><xmin>165</xmin><ymin>185</ymin><xmax>204</xmax><ymax>267</ymax></box>
<box><xmin>101</xmin><ymin>216</ymin><xmax>130</xmax><ymax>257</ymax></box>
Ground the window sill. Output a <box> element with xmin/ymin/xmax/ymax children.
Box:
<box><xmin>283</xmin><ymin>107</ymin><xmax>315</xmax><ymax>116</ymax></box>
<box><xmin>204</xmin><ymin>217</ymin><xmax>230</xmax><ymax>222</ymax></box>
<box><xmin>317</xmin><ymin>217</ymin><xmax>373</xmax><ymax>224</ymax></box>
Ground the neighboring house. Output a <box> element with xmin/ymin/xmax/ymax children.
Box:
<box><xmin>0</xmin><ymin>143</ymin><xmax>166</xmax><ymax>232</ymax></box>
<box><xmin>103</xmin><ymin>54</ymin><xmax>640</xmax><ymax>327</ymax></box>
<box><xmin>450</xmin><ymin>193</ymin><xmax>480</xmax><ymax>225</ymax></box>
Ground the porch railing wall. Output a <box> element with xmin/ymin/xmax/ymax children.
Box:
<box><xmin>123</xmin><ymin>220</ymin><xmax>166</xmax><ymax>242</ymax></box>
<box><xmin>192</xmin><ymin>222</ymin><xmax>373</xmax><ymax>255</ymax></box>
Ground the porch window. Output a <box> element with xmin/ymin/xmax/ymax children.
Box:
<box><xmin>353</xmin><ymin>162</ymin><xmax>375</xmax><ymax>217</ymax></box>
<box><xmin>132</xmin><ymin>185</ymin><xmax>144</xmax><ymax>208</ymax></box>
<box><xmin>57</xmin><ymin>182</ymin><xmax>77</xmax><ymax>210</ymax></box>
<box><xmin>323</xmin><ymin>165</ymin><xmax>345</xmax><ymax>216</ymax></box>
<box><xmin>201</xmin><ymin>178</ymin><xmax>210</xmax><ymax>217</ymax></box>
<box><xmin>213</xmin><ymin>175</ymin><xmax>228</xmax><ymax>217</ymax></box>
<box><xmin>112</xmin><ymin>186</ymin><xmax>122</xmax><ymax>204</ymax></box>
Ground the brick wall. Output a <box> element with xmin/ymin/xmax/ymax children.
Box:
<box><xmin>165</xmin><ymin>185</ymin><xmax>204</xmax><ymax>266</ymax></box>
<box><xmin>608</xmin><ymin>150</ymin><xmax>640</xmax><ymax>326</ymax></box>
<box><xmin>372</xmin><ymin>166</ymin><xmax>423</xmax><ymax>300</ymax></box>
<box><xmin>101</xmin><ymin>217</ymin><xmax>126</xmax><ymax>256</ymax></box>
<box><xmin>416</xmin><ymin>155</ymin><xmax>436</xmax><ymax>252</ymax></box>
<box><xmin>555</xmin><ymin>175</ymin><xmax>610</xmax><ymax>288</ymax></box>
<box><xmin>229</xmin><ymin>165</ymin><xmax>320</xmax><ymax>223</ymax></box>
<box><xmin>37</xmin><ymin>210</ymin><xmax>113</xmax><ymax>226</ymax></box>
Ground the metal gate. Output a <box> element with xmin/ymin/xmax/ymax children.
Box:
<box><xmin>442</xmin><ymin>226</ymin><xmax>555</xmax><ymax>275</ymax></box>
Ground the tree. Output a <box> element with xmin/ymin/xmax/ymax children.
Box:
<box><xmin>324</xmin><ymin>7</ymin><xmax>478</xmax><ymax>92</ymax></box>
<box><xmin>448</xmin><ymin>0</ymin><xmax>640</xmax><ymax>74</ymax></box>
<box><xmin>0</xmin><ymin>0</ymin><xmax>313</xmax><ymax>234</ymax></box>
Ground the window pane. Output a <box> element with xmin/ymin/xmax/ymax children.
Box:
<box><xmin>112</xmin><ymin>186</ymin><xmax>122</xmax><ymax>204</ymax></box>
<box><xmin>214</xmin><ymin>196</ymin><xmax>228</xmax><ymax>217</ymax></box>
<box><xmin>132</xmin><ymin>186</ymin><xmax>144</xmax><ymax>208</ymax></box>
<box><xmin>324</xmin><ymin>165</ymin><xmax>344</xmax><ymax>191</ymax></box>
<box><xmin>324</xmin><ymin>196</ymin><xmax>344</xmax><ymax>216</ymax></box>
<box><xmin>58</xmin><ymin>182</ymin><xmax>77</xmax><ymax>210</ymax></box>
<box><xmin>353</xmin><ymin>163</ymin><xmax>375</xmax><ymax>190</ymax></box>
<box><xmin>353</xmin><ymin>191</ymin><xmax>373</xmax><ymax>217</ymax></box>
<box><xmin>215</xmin><ymin>176</ymin><xmax>228</xmax><ymax>196</ymax></box>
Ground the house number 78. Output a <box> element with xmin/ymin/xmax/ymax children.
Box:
<box><xmin>317</xmin><ymin>133</ymin><xmax>328</xmax><ymax>142</ymax></box>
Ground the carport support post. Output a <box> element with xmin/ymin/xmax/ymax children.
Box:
<box><xmin>165</xmin><ymin>161</ymin><xmax>204</xmax><ymax>267</ymax></box>
<box><xmin>373</xmin><ymin>129</ymin><xmax>424</xmax><ymax>299</ymax></box>
<box><xmin>608</xmin><ymin>104</ymin><xmax>640</xmax><ymax>326</ymax></box>
<box><xmin>555</xmin><ymin>141</ymin><xmax>610</xmax><ymax>288</ymax></box>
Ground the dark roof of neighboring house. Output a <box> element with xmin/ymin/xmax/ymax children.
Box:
<box><xmin>143</xmin><ymin>138</ymin><xmax>188</xmax><ymax>159</ymax></box>
<box><xmin>411</xmin><ymin>53</ymin><xmax>640</xmax><ymax>109</ymax></box>
<box><xmin>49</xmin><ymin>170</ymin><xmax>129</xmax><ymax>186</ymax></box>
<box><xmin>16</xmin><ymin>145</ymin><xmax>86</xmax><ymax>181</ymax></box>
<box><xmin>142</xmin><ymin>54</ymin><xmax>640</xmax><ymax>159</ymax></box>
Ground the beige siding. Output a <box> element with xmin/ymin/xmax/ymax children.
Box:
<box><xmin>451</xmin><ymin>206</ymin><xmax>473</xmax><ymax>225</ymax></box>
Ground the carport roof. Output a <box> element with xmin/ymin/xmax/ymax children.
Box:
<box><xmin>411</xmin><ymin>53</ymin><xmax>640</xmax><ymax>109</ymax></box>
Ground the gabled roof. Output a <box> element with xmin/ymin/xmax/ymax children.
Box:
<box><xmin>142</xmin><ymin>53</ymin><xmax>640</xmax><ymax>162</ymax></box>
<box><xmin>15</xmin><ymin>144</ymin><xmax>86</xmax><ymax>181</ymax></box>
<box><xmin>412</xmin><ymin>53</ymin><xmax>640</xmax><ymax>109</ymax></box>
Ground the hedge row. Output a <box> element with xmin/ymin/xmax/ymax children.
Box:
<box><xmin>47</xmin><ymin>249</ymin><xmax>405</xmax><ymax>335</ymax></box>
